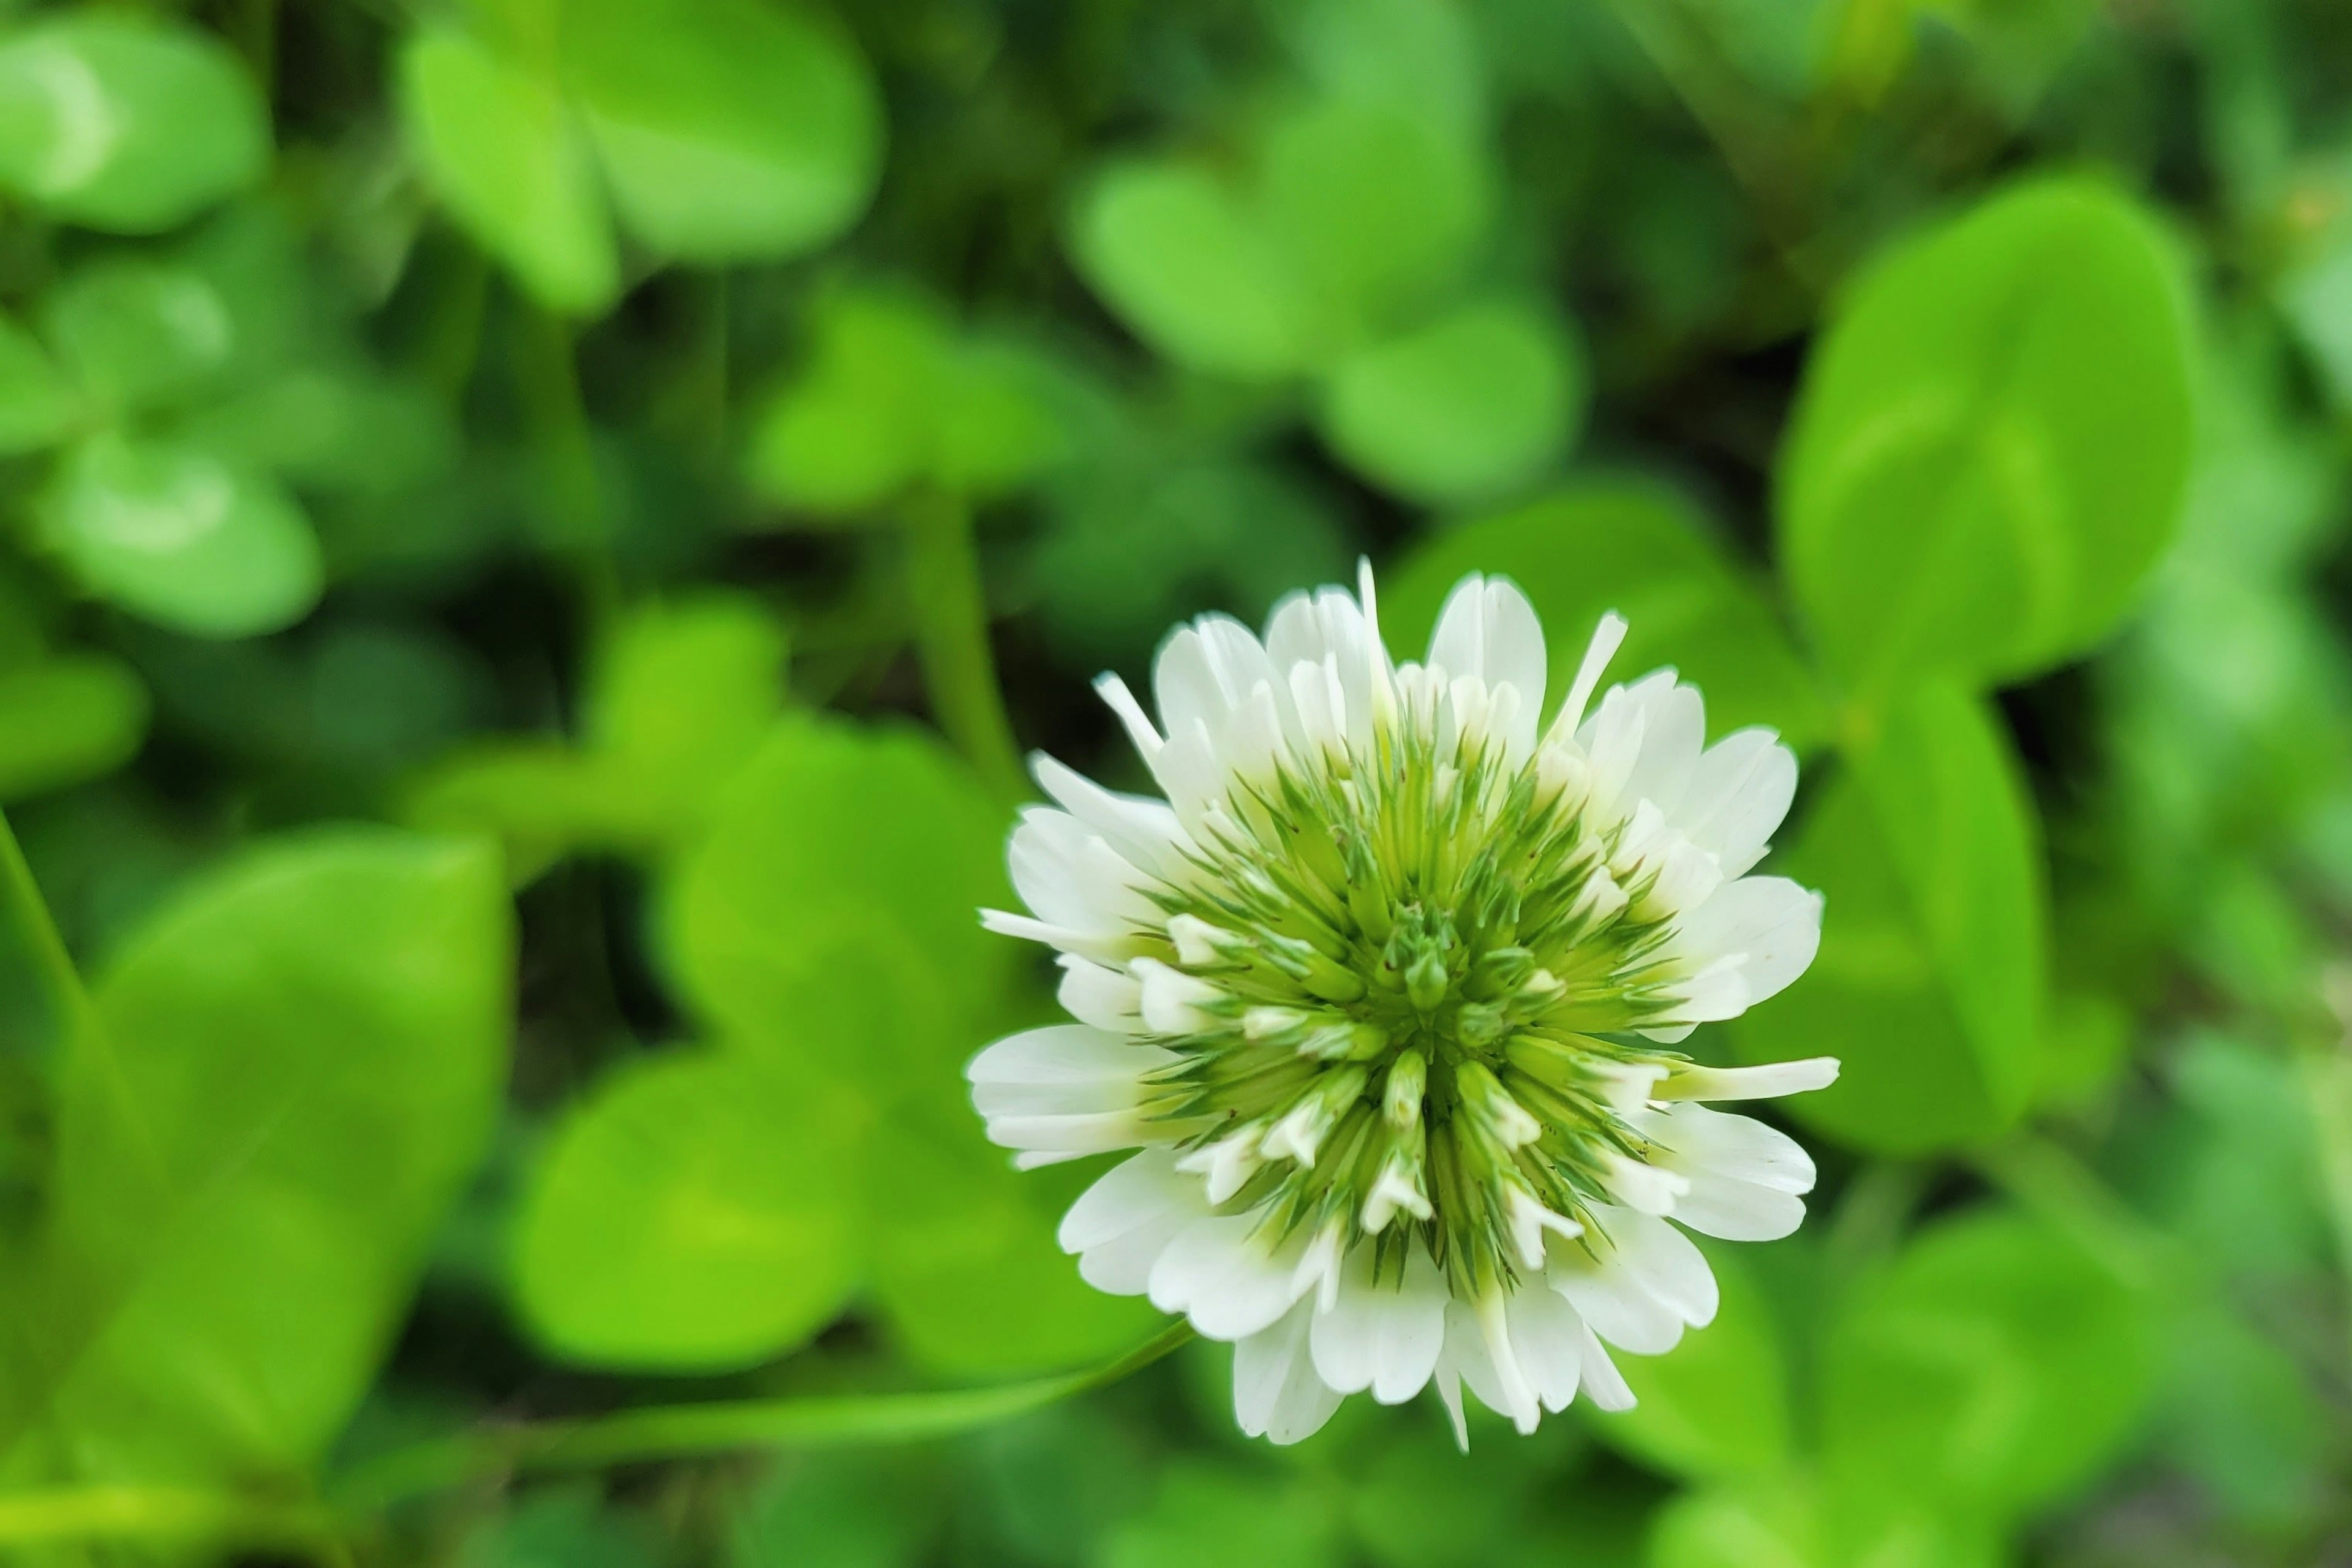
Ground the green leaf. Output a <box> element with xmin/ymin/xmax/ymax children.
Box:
<box><xmin>747</xmin><ymin>290</ymin><xmax>947</xmax><ymax>515</ymax></box>
<box><xmin>21</xmin><ymin>830</ymin><xmax>510</xmax><ymax>1482</ymax></box>
<box><xmin>43</xmin><ymin>260</ymin><xmax>235</xmax><ymax>413</ymax></box>
<box><xmin>1070</xmin><ymin>161</ymin><xmax>1313</xmax><ymax>381</ymax></box>
<box><xmin>868</xmin><ymin>1117</ymin><xmax>1163</xmax><ymax>1378</ymax></box>
<box><xmin>729</xmin><ymin>1450</ymin><xmax>938</xmax><ymax>1568</ymax></box>
<box><xmin>399</xmin><ymin>24</ymin><xmax>617</xmax><ymax>315</ymax></box>
<box><xmin>660</xmin><ymin>715</ymin><xmax>1012</xmax><ymax>1078</ymax></box>
<box><xmin>0</xmin><ymin>15</ymin><xmax>267</xmax><ymax>233</ymax></box>
<box><xmin>1819</xmin><ymin>1205</ymin><xmax>2157</xmax><ymax>1522</ymax></box>
<box><xmin>0</xmin><ymin>313</ymin><xmax>74</xmax><ymax>455</ymax></box>
<box><xmin>1104</xmin><ymin>1463</ymin><xmax>1344</xmax><ymax>1568</ymax></box>
<box><xmin>1318</xmin><ymin>296</ymin><xmax>1581</xmax><ymax>505</ymax></box>
<box><xmin>1732</xmin><ymin>680</ymin><xmax>2045</xmax><ymax>1154</ymax></box>
<box><xmin>562</xmin><ymin>0</ymin><xmax>881</xmax><ymax>263</ymax></box>
<box><xmin>43</xmin><ymin>433</ymin><xmax>323</xmax><ymax>639</ymax></box>
<box><xmin>589</xmin><ymin>593</ymin><xmax>788</xmax><ymax>803</ymax></box>
<box><xmin>462</xmin><ymin>1486</ymin><xmax>663</xmax><ymax>1568</ymax></box>
<box><xmin>1382</xmin><ymin>481</ymin><xmax>1828</xmax><ymax>749</ymax></box>
<box><xmin>1646</xmin><ymin>1476</ymin><xmax>2001</xmax><ymax>1568</ymax></box>
<box><xmin>513</xmin><ymin>1052</ymin><xmax>863</xmax><ymax>1371</ymax></box>
<box><xmin>0</xmin><ymin>657</ymin><xmax>149</xmax><ymax>802</ymax></box>
<box><xmin>1257</xmin><ymin>97</ymin><xmax>1487</xmax><ymax>333</ymax></box>
<box><xmin>1587</xmin><ymin>1245</ymin><xmax>1791</xmax><ymax>1482</ymax></box>
<box><xmin>1777</xmin><ymin>176</ymin><xmax>2196</xmax><ymax>693</ymax></box>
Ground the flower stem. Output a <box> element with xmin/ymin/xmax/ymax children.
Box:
<box><xmin>0</xmin><ymin>1487</ymin><xmax>340</xmax><ymax>1559</ymax></box>
<box><xmin>904</xmin><ymin>489</ymin><xmax>1026</xmax><ymax>805</ymax></box>
<box><xmin>330</xmin><ymin>1319</ymin><xmax>1194</xmax><ymax>1514</ymax></box>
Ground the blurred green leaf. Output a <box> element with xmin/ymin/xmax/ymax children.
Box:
<box><xmin>0</xmin><ymin>13</ymin><xmax>267</xmax><ymax>232</ymax></box>
<box><xmin>43</xmin><ymin>260</ymin><xmax>235</xmax><ymax>413</ymax></box>
<box><xmin>747</xmin><ymin>289</ymin><xmax>1070</xmax><ymax>516</ymax></box>
<box><xmin>0</xmin><ymin>314</ymin><xmax>74</xmax><ymax>455</ymax></box>
<box><xmin>1259</xmin><ymin>97</ymin><xmax>1487</xmax><ymax>334</ymax></box>
<box><xmin>1735</xmin><ymin>682</ymin><xmax>2045</xmax><ymax>1153</ymax></box>
<box><xmin>1819</xmin><ymin>1205</ymin><xmax>2156</xmax><ymax>1522</ymax></box>
<box><xmin>1287</xmin><ymin>0</ymin><xmax>1486</xmax><ymax>143</ymax></box>
<box><xmin>42</xmin><ymin>433</ymin><xmax>323</xmax><ymax>638</ymax></box>
<box><xmin>1071</xmin><ymin>161</ymin><xmax>1314</xmax><ymax>381</ymax></box>
<box><xmin>1383</xmin><ymin>481</ymin><xmax>1828</xmax><ymax>748</ymax></box>
<box><xmin>1104</xmin><ymin>1462</ymin><xmax>1344</xmax><ymax>1568</ymax></box>
<box><xmin>660</xmin><ymin>715</ymin><xmax>1012</xmax><ymax>1076</ymax></box>
<box><xmin>970</xmin><ymin>1404</ymin><xmax>1155</xmax><ymax>1567</ymax></box>
<box><xmin>23</xmin><ymin>830</ymin><xmax>510</xmax><ymax>1481</ymax></box>
<box><xmin>0</xmin><ymin>657</ymin><xmax>149</xmax><ymax>803</ymax></box>
<box><xmin>513</xmin><ymin>1052</ymin><xmax>863</xmax><ymax>1371</ymax></box>
<box><xmin>462</xmin><ymin>1485</ymin><xmax>662</xmax><ymax>1568</ymax></box>
<box><xmin>1588</xmin><ymin>1245</ymin><xmax>1791</xmax><ymax>1482</ymax></box>
<box><xmin>561</xmin><ymin>0</ymin><xmax>881</xmax><ymax>264</ymax></box>
<box><xmin>2155</xmin><ymin>1296</ymin><xmax>2327</xmax><ymax>1531</ymax></box>
<box><xmin>1318</xmin><ymin>296</ymin><xmax>1581</xmax><ymax>506</ymax></box>
<box><xmin>411</xmin><ymin>593</ymin><xmax>787</xmax><ymax>865</ymax></box>
<box><xmin>1646</xmin><ymin>1475</ymin><xmax>2001</xmax><ymax>1568</ymax></box>
<box><xmin>400</xmin><ymin>24</ymin><xmax>618</xmax><ymax>316</ymax></box>
<box><xmin>869</xmin><ymin>1121</ymin><xmax>1163</xmax><ymax>1378</ymax></box>
<box><xmin>1777</xmin><ymin>177</ymin><xmax>2196</xmax><ymax>695</ymax></box>
<box><xmin>731</xmin><ymin>1450</ymin><xmax>937</xmax><ymax>1568</ymax></box>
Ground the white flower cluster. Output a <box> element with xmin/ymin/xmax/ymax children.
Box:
<box><xmin>971</xmin><ymin>565</ymin><xmax>1834</xmax><ymax>1444</ymax></box>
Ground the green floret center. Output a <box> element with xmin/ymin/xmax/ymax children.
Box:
<box><xmin>1135</xmin><ymin>715</ymin><xmax>1697</xmax><ymax>1298</ymax></box>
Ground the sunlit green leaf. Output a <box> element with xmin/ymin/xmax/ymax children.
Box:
<box><xmin>1732</xmin><ymin>681</ymin><xmax>2045</xmax><ymax>1153</ymax></box>
<box><xmin>1777</xmin><ymin>176</ymin><xmax>2196</xmax><ymax>693</ymax></box>
<box><xmin>747</xmin><ymin>290</ymin><xmax>946</xmax><ymax>515</ymax></box>
<box><xmin>1383</xmin><ymin>481</ymin><xmax>1828</xmax><ymax>748</ymax></box>
<box><xmin>869</xmin><ymin>1116</ymin><xmax>1163</xmax><ymax>1378</ymax></box>
<box><xmin>1104</xmin><ymin>1463</ymin><xmax>1344</xmax><ymax>1568</ymax></box>
<box><xmin>43</xmin><ymin>260</ymin><xmax>235</xmax><ymax>413</ymax></box>
<box><xmin>0</xmin><ymin>656</ymin><xmax>149</xmax><ymax>802</ymax></box>
<box><xmin>399</xmin><ymin>24</ymin><xmax>617</xmax><ymax>315</ymax></box>
<box><xmin>660</xmin><ymin>715</ymin><xmax>1012</xmax><ymax>1079</ymax></box>
<box><xmin>562</xmin><ymin>0</ymin><xmax>881</xmax><ymax>263</ymax></box>
<box><xmin>513</xmin><ymin>1052</ymin><xmax>863</xmax><ymax>1371</ymax></box>
<box><xmin>1819</xmin><ymin>1205</ymin><xmax>2156</xmax><ymax>1521</ymax></box>
<box><xmin>0</xmin><ymin>14</ymin><xmax>268</xmax><ymax>232</ymax></box>
<box><xmin>1258</xmin><ymin>97</ymin><xmax>1487</xmax><ymax>333</ymax></box>
<box><xmin>1318</xmin><ymin>296</ymin><xmax>1580</xmax><ymax>505</ymax></box>
<box><xmin>0</xmin><ymin>313</ymin><xmax>74</xmax><ymax>454</ymax></box>
<box><xmin>21</xmin><ymin>830</ymin><xmax>510</xmax><ymax>1481</ymax></box>
<box><xmin>1071</xmin><ymin>162</ymin><xmax>1313</xmax><ymax>381</ymax></box>
<box><xmin>43</xmin><ymin>433</ymin><xmax>323</xmax><ymax>639</ymax></box>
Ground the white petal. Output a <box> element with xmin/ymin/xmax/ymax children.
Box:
<box><xmin>1235</xmin><ymin>1298</ymin><xmax>1343</xmax><ymax>1445</ymax></box>
<box><xmin>1093</xmin><ymin>672</ymin><xmax>1164</xmax><ymax>764</ymax></box>
<box><xmin>1550</xmin><ymin>611</ymin><xmax>1627</xmax><ymax>744</ymax></box>
<box><xmin>1058</xmin><ymin>1148</ymin><xmax>1208</xmax><ymax>1294</ymax></box>
<box><xmin>1057</xmin><ymin>954</ymin><xmax>1144</xmax><ymax>1033</ymax></box>
<box><xmin>1670</xmin><ymin>1180</ymin><xmax>1807</xmax><ymax>1242</ymax></box>
<box><xmin>1148</xmin><ymin>1213</ymin><xmax>1314</xmax><ymax>1341</ymax></box>
<box><xmin>1577</xmin><ymin>1323</ymin><xmax>1637</xmax><ymax>1412</ymax></box>
<box><xmin>968</xmin><ymin>1023</ymin><xmax>1169</xmax><ymax>1087</ymax></box>
<box><xmin>1593</xmin><ymin>1207</ymin><xmax>1719</xmax><ymax>1329</ymax></box>
<box><xmin>1656</xmin><ymin>1058</ymin><xmax>1841</xmax><ymax>1102</ymax></box>
<box><xmin>1672</xmin><ymin>876</ymin><xmax>1823</xmax><ymax>1009</ymax></box>
<box><xmin>1638</xmin><ymin>1103</ymin><xmax>1817</xmax><ymax>1194</ymax></box>
<box><xmin>1676</xmin><ymin>728</ymin><xmax>1796</xmax><ymax>878</ymax></box>
<box><xmin>1030</xmin><ymin>753</ymin><xmax>1194</xmax><ymax>881</ymax></box>
<box><xmin>1309</xmin><ymin>1245</ymin><xmax>1446</xmax><ymax>1402</ymax></box>
<box><xmin>1428</xmin><ymin>574</ymin><xmax>1546</xmax><ymax>761</ymax></box>
<box><xmin>1504</xmin><ymin>1284</ymin><xmax>1586</xmax><ymax>1412</ymax></box>
<box><xmin>968</xmin><ymin>1025</ymin><xmax>1174</xmax><ymax>1160</ymax></box>
<box><xmin>1605</xmin><ymin>672</ymin><xmax>1706</xmax><ymax>819</ymax></box>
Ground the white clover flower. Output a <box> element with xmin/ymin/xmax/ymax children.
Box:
<box><xmin>968</xmin><ymin>564</ymin><xmax>1836</xmax><ymax>1446</ymax></box>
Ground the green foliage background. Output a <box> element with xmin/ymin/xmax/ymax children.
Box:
<box><xmin>0</xmin><ymin>0</ymin><xmax>2342</xmax><ymax>1562</ymax></box>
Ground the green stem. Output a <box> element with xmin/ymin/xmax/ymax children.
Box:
<box><xmin>330</xmin><ymin>1320</ymin><xmax>1193</xmax><ymax>1514</ymax></box>
<box><xmin>905</xmin><ymin>489</ymin><xmax>1026</xmax><ymax>805</ymax></box>
<box><xmin>0</xmin><ymin>1486</ymin><xmax>337</xmax><ymax>1559</ymax></box>
<box><xmin>2303</xmin><ymin>968</ymin><xmax>2352</xmax><ymax>1371</ymax></box>
<box><xmin>1970</xmin><ymin>1135</ymin><xmax>2174</xmax><ymax>1294</ymax></box>
<box><xmin>0</xmin><ymin>808</ymin><xmax>96</xmax><ymax>1057</ymax></box>
<box><xmin>513</xmin><ymin>302</ymin><xmax>617</xmax><ymax>629</ymax></box>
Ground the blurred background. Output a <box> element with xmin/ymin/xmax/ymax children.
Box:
<box><xmin>0</xmin><ymin>0</ymin><xmax>2343</xmax><ymax>1563</ymax></box>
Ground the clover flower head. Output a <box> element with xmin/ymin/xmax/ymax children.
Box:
<box><xmin>970</xmin><ymin>564</ymin><xmax>1835</xmax><ymax>1445</ymax></box>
